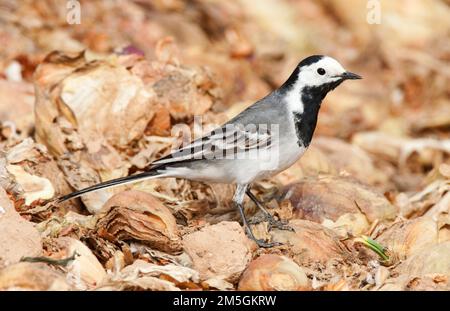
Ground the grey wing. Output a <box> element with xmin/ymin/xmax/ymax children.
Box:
<box><xmin>152</xmin><ymin>123</ymin><xmax>272</xmax><ymax>165</ymax></box>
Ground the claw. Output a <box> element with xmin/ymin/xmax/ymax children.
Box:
<box><xmin>249</xmin><ymin>212</ymin><xmax>295</xmax><ymax>232</ymax></box>
<box><xmin>243</xmin><ymin>224</ymin><xmax>282</xmax><ymax>248</ymax></box>
<box><xmin>247</xmin><ymin>215</ymin><xmax>266</xmax><ymax>225</ymax></box>
<box><xmin>236</xmin><ymin>187</ymin><xmax>285</xmax><ymax>249</ymax></box>
<box><xmin>252</xmin><ymin>239</ymin><xmax>282</xmax><ymax>248</ymax></box>
<box><xmin>246</xmin><ymin>188</ymin><xmax>294</xmax><ymax>233</ymax></box>
<box><xmin>247</xmin><ymin>227</ymin><xmax>283</xmax><ymax>248</ymax></box>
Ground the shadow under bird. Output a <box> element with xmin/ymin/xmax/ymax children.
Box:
<box><xmin>58</xmin><ymin>55</ymin><xmax>362</xmax><ymax>247</ymax></box>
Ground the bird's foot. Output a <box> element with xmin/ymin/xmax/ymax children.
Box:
<box><xmin>249</xmin><ymin>213</ymin><xmax>295</xmax><ymax>232</ymax></box>
<box><xmin>251</xmin><ymin>238</ymin><xmax>282</xmax><ymax>248</ymax></box>
<box><xmin>268</xmin><ymin>218</ymin><xmax>295</xmax><ymax>232</ymax></box>
<box><xmin>243</xmin><ymin>224</ymin><xmax>282</xmax><ymax>248</ymax></box>
<box><xmin>247</xmin><ymin>214</ymin><xmax>267</xmax><ymax>225</ymax></box>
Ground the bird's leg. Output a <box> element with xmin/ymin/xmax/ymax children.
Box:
<box><xmin>234</xmin><ymin>184</ymin><xmax>281</xmax><ymax>248</ymax></box>
<box><xmin>246</xmin><ymin>188</ymin><xmax>294</xmax><ymax>232</ymax></box>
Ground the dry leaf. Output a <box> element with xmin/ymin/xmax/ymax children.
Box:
<box><xmin>281</xmin><ymin>175</ymin><xmax>397</xmax><ymax>224</ymax></box>
<box><xmin>377</xmin><ymin>217</ymin><xmax>438</xmax><ymax>259</ymax></box>
<box><xmin>0</xmin><ymin>187</ymin><xmax>42</xmax><ymax>266</ymax></box>
<box><xmin>0</xmin><ymin>262</ymin><xmax>71</xmax><ymax>291</ymax></box>
<box><xmin>271</xmin><ymin>219</ymin><xmax>351</xmax><ymax>264</ymax></box>
<box><xmin>183</xmin><ymin>221</ymin><xmax>252</xmax><ymax>282</ymax></box>
<box><xmin>100</xmin><ymin>259</ymin><xmax>200</xmax><ymax>291</ymax></box>
<box><xmin>238</xmin><ymin>254</ymin><xmax>309</xmax><ymax>291</ymax></box>
<box><xmin>54</xmin><ymin>237</ymin><xmax>107</xmax><ymax>289</ymax></box>
<box><xmin>97</xmin><ymin>190</ymin><xmax>182</xmax><ymax>254</ymax></box>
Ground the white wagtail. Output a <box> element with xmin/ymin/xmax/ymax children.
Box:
<box><xmin>58</xmin><ymin>55</ymin><xmax>361</xmax><ymax>247</ymax></box>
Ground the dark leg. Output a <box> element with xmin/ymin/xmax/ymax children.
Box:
<box><xmin>246</xmin><ymin>188</ymin><xmax>294</xmax><ymax>232</ymax></box>
<box><xmin>234</xmin><ymin>184</ymin><xmax>281</xmax><ymax>248</ymax></box>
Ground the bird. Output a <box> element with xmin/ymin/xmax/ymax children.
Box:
<box><xmin>57</xmin><ymin>55</ymin><xmax>362</xmax><ymax>247</ymax></box>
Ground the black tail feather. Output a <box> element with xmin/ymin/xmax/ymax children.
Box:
<box><xmin>57</xmin><ymin>169</ymin><xmax>162</xmax><ymax>203</ymax></box>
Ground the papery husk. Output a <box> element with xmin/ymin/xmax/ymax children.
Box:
<box><xmin>352</xmin><ymin>132</ymin><xmax>450</xmax><ymax>171</ymax></box>
<box><xmin>396</xmin><ymin>173</ymin><xmax>449</xmax><ymax>219</ymax></box>
<box><xmin>320</xmin><ymin>0</ymin><xmax>450</xmax><ymax>49</ymax></box>
<box><xmin>6</xmin><ymin>164</ymin><xmax>54</xmax><ymax>205</ymax></box>
<box><xmin>34</xmin><ymin>211</ymin><xmax>97</xmax><ymax>243</ymax></box>
<box><xmin>380</xmin><ymin>242</ymin><xmax>450</xmax><ymax>290</ymax></box>
<box><xmin>34</xmin><ymin>51</ymin><xmax>155</xmax><ymax>155</ymax></box>
<box><xmin>238</xmin><ymin>254</ymin><xmax>310</xmax><ymax>291</ymax></box>
<box><xmin>0</xmin><ymin>138</ymin><xmax>79</xmax><ymax>218</ymax></box>
<box><xmin>129</xmin><ymin>242</ymin><xmax>193</xmax><ymax>268</ymax></box>
<box><xmin>96</xmin><ymin>190</ymin><xmax>182</xmax><ymax>254</ymax></box>
<box><xmin>397</xmin><ymin>242</ymin><xmax>450</xmax><ymax>278</ymax></box>
<box><xmin>57</xmin><ymin>154</ymin><xmax>121</xmax><ymax>214</ymax></box>
<box><xmin>53</xmin><ymin>237</ymin><xmax>107</xmax><ymax>289</ymax></box>
<box><xmin>276</xmin><ymin>136</ymin><xmax>389</xmax><ymax>187</ymax></box>
<box><xmin>182</xmin><ymin>221</ymin><xmax>253</xmax><ymax>282</ymax></box>
<box><xmin>202</xmin><ymin>277</ymin><xmax>234</xmax><ymax>291</ymax></box>
<box><xmin>270</xmin><ymin>219</ymin><xmax>351</xmax><ymax>264</ymax></box>
<box><xmin>133</xmin><ymin>178</ymin><xmax>237</xmax><ymax>223</ymax></box>
<box><xmin>315</xmin><ymin>83</ymin><xmax>389</xmax><ymax>139</ymax></box>
<box><xmin>0</xmin><ymin>80</ymin><xmax>35</xmax><ymax>136</ymax></box>
<box><xmin>33</xmin><ymin>49</ymin><xmax>221</xmax><ymax>213</ymax></box>
<box><xmin>275</xmin><ymin>145</ymin><xmax>335</xmax><ymax>185</ymax></box>
<box><xmin>1</xmin><ymin>138</ymin><xmax>74</xmax><ymax>207</ymax></box>
<box><xmin>313</xmin><ymin>137</ymin><xmax>388</xmax><ymax>186</ymax></box>
<box><xmin>34</xmin><ymin>49</ymin><xmax>220</xmax><ymax>155</ymax></box>
<box><xmin>0</xmin><ymin>262</ymin><xmax>71</xmax><ymax>291</ymax></box>
<box><xmin>379</xmin><ymin>275</ymin><xmax>450</xmax><ymax>291</ymax></box>
<box><xmin>322</xmin><ymin>213</ymin><xmax>370</xmax><ymax>238</ymax></box>
<box><xmin>99</xmin><ymin>259</ymin><xmax>200</xmax><ymax>291</ymax></box>
<box><xmin>376</xmin><ymin>217</ymin><xmax>438</xmax><ymax>259</ymax></box>
<box><xmin>83</xmin><ymin>233</ymin><xmax>119</xmax><ymax>265</ymax></box>
<box><xmin>281</xmin><ymin>175</ymin><xmax>397</xmax><ymax>224</ymax></box>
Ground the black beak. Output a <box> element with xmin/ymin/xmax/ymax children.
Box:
<box><xmin>340</xmin><ymin>71</ymin><xmax>362</xmax><ymax>80</ymax></box>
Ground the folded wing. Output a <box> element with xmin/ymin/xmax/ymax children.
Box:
<box><xmin>153</xmin><ymin>124</ymin><xmax>272</xmax><ymax>165</ymax></box>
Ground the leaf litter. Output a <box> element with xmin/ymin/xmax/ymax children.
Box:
<box><xmin>0</xmin><ymin>0</ymin><xmax>449</xmax><ymax>291</ymax></box>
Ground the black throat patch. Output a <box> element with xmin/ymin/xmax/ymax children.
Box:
<box><xmin>293</xmin><ymin>80</ymin><xmax>343</xmax><ymax>147</ymax></box>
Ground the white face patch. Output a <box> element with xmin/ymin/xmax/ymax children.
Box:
<box><xmin>297</xmin><ymin>56</ymin><xmax>347</xmax><ymax>87</ymax></box>
<box><xmin>283</xmin><ymin>56</ymin><xmax>347</xmax><ymax>112</ymax></box>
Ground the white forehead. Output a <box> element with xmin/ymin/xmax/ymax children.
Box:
<box><xmin>310</xmin><ymin>56</ymin><xmax>345</xmax><ymax>73</ymax></box>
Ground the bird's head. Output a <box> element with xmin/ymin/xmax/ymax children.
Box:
<box><xmin>298</xmin><ymin>55</ymin><xmax>361</xmax><ymax>87</ymax></box>
<box><xmin>281</xmin><ymin>55</ymin><xmax>361</xmax><ymax>96</ymax></box>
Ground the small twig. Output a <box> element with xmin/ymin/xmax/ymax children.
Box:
<box><xmin>20</xmin><ymin>252</ymin><xmax>79</xmax><ymax>267</ymax></box>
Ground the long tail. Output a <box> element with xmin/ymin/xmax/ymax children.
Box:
<box><xmin>57</xmin><ymin>169</ymin><xmax>163</xmax><ymax>203</ymax></box>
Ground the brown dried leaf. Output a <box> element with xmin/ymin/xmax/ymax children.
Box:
<box><xmin>281</xmin><ymin>175</ymin><xmax>397</xmax><ymax>224</ymax></box>
<box><xmin>100</xmin><ymin>259</ymin><xmax>200</xmax><ymax>291</ymax></box>
<box><xmin>352</xmin><ymin>132</ymin><xmax>450</xmax><ymax>171</ymax></box>
<box><xmin>0</xmin><ymin>80</ymin><xmax>34</xmax><ymax>136</ymax></box>
<box><xmin>376</xmin><ymin>217</ymin><xmax>439</xmax><ymax>259</ymax></box>
<box><xmin>238</xmin><ymin>254</ymin><xmax>310</xmax><ymax>291</ymax></box>
<box><xmin>0</xmin><ymin>187</ymin><xmax>42</xmax><ymax>266</ymax></box>
<box><xmin>182</xmin><ymin>221</ymin><xmax>253</xmax><ymax>282</ymax></box>
<box><xmin>313</xmin><ymin>137</ymin><xmax>388</xmax><ymax>186</ymax></box>
<box><xmin>0</xmin><ymin>262</ymin><xmax>71</xmax><ymax>291</ymax></box>
<box><xmin>53</xmin><ymin>237</ymin><xmax>107</xmax><ymax>289</ymax></box>
<box><xmin>397</xmin><ymin>241</ymin><xmax>450</xmax><ymax>279</ymax></box>
<box><xmin>322</xmin><ymin>213</ymin><xmax>370</xmax><ymax>238</ymax></box>
<box><xmin>271</xmin><ymin>219</ymin><xmax>351</xmax><ymax>264</ymax></box>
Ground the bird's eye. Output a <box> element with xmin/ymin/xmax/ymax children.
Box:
<box><xmin>317</xmin><ymin>68</ymin><xmax>326</xmax><ymax>75</ymax></box>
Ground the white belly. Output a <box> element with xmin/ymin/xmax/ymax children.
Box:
<box><xmin>162</xmin><ymin>139</ymin><xmax>306</xmax><ymax>184</ymax></box>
